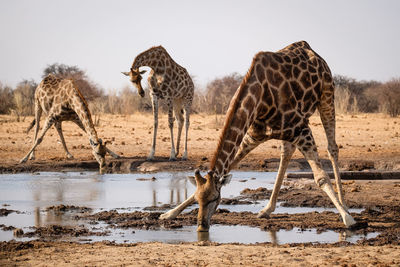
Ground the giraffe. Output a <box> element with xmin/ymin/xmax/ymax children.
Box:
<box><xmin>122</xmin><ymin>46</ymin><xmax>194</xmax><ymax>161</ymax></box>
<box><xmin>20</xmin><ymin>74</ymin><xmax>120</xmax><ymax>173</ymax></box>
<box><xmin>160</xmin><ymin>41</ymin><xmax>357</xmax><ymax>232</ymax></box>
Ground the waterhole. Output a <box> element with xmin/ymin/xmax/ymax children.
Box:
<box><xmin>0</xmin><ymin>171</ymin><xmax>375</xmax><ymax>244</ymax></box>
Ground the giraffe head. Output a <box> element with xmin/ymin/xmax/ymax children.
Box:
<box><xmin>122</xmin><ymin>68</ymin><xmax>147</xmax><ymax>97</ymax></box>
<box><xmin>90</xmin><ymin>138</ymin><xmax>108</xmax><ymax>174</ymax></box>
<box><xmin>188</xmin><ymin>169</ymin><xmax>232</xmax><ymax>232</ymax></box>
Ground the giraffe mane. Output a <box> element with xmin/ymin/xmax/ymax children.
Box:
<box><xmin>209</xmin><ymin>58</ymin><xmax>257</xmax><ymax>175</ymax></box>
<box><xmin>132</xmin><ymin>45</ymin><xmax>171</xmax><ymax>67</ymax></box>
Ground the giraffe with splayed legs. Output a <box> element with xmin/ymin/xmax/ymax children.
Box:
<box><xmin>20</xmin><ymin>74</ymin><xmax>120</xmax><ymax>173</ymax></box>
<box><xmin>123</xmin><ymin>46</ymin><xmax>194</xmax><ymax>161</ymax></box>
<box><xmin>160</xmin><ymin>41</ymin><xmax>356</xmax><ymax>231</ymax></box>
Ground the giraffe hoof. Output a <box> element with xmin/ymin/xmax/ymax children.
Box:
<box><xmin>169</xmin><ymin>157</ymin><xmax>177</xmax><ymax>162</ymax></box>
<box><xmin>257</xmin><ymin>211</ymin><xmax>271</xmax><ymax>219</ymax></box>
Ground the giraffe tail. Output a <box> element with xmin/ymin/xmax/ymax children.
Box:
<box><xmin>26</xmin><ymin>119</ymin><xmax>35</xmax><ymax>134</ymax></box>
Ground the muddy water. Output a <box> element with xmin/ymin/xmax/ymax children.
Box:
<box><xmin>0</xmin><ymin>171</ymin><xmax>372</xmax><ymax>244</ymax></box>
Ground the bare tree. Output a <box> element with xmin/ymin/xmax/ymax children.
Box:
<box><xmin>43</xmin><ymin>63</ymin><xmax>103</xmax><ymax>101</ymax></box>
<box><xmin>205</xmin><ymin>73</ymin><xmax>243</xmax><ymax>114</ymax></box>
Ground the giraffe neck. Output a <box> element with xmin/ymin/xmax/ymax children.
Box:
<box><xmin>70</xmin><ymin>83</ymin><xmax>99</xmax><ymax>144</ymax></box>
<box><xmin>210</xmin><ymin>68</ymin><xmax>260</xmax><ymax>177</ymax></box>
<box><xmin>132</xmin><ymin>46</ymin><xmax>170</xmax><ymax>74</ymax></box>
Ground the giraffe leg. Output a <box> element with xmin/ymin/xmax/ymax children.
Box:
<box><xmin>159</xmin><ymin>194</ymin><xmax>196</xmax><ymax>220</ymax></box>
<box><xmin>148</xmin><ymin>94</ymin><xmax>159</xmax><ymax>161</ymax></box>
<box><xmin>173</xmin><ymin>102</ymin><xmax>184</xmax><ymax>159</ymax></box>
<box><xmin>231</xmin><ymin>120</ymin><xmax>269</xmax><ymax>168</ymax></box>
<box><xmin>258</xmin><ymin>141</ymin><xmax>296</xmax><ymax>218</ymax></box>
<box><xmin>167</xmin><ymin>99</ymin><xmax>177</xmax><ymax>161</ymax></box>
<box><xmin>55</xmin><ymin>122</ymin><xmax>74</xmax><ymax>159</ymax></box>
<box><xmin>181</xmin><ymin>103</ymin><xmax>191</xmax><ymax>160</ymax></box>
<box><xmin>296</xmin><ymin>127</ymin><xmax>356</xmax><ymax>228</ymax></box>
<box><xmin>73</xmin><ymin>110</ymin><xmax>120</xmax><ymax>159</ymax></box>
<box><xmin>20</xmin><ymin>116</ymin><xmax>55</xmax><ymax>163</ymax></box>
<box><xmin>319</xmin><ymin>92</ymin><xmax>347</xmax><ymax>210</ymax></box>
<box><xmin>28</xmin><ymin>99</ymin><xmax>42</xmax><ymax>160</ymax></box>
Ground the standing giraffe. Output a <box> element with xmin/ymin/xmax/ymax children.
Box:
<box><xmin>160</xmin><ymin>41</ymin><xmax>357</xmax><ymax>231</ymax></box>
<box><xmin>122</xmin><ymin>46</ymin><xmax>194</xmax><ymax>161</ymax></box>
<box><xmin>20</xmin><ymin>74</ymin><xmax>119</xmax><ymax>173</ymax></box>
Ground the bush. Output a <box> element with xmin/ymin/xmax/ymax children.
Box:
<box><xmin>0</xmin><ymin>83</ymin><xmax>14</xmax><ymax>114</ymax></box>
<box><xmin>205</xmin><ymin>73</ymin><xmax>243</xmax><ymax>114</ymax></box>
<box><xmin>13</xmin><ymin>80</ymin><xmax>37</xmax><ymax>118</ymax></box>
<box><xmin>365</xmin><ymin>78</ymin><xmax>400</xmax><ymax>117</ymax></box>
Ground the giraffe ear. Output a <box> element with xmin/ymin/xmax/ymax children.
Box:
<box><xmin>219</xmin><ymin>174</ymin><xmax>232</xmax><ymax>186</ymax></box>
<box><xmin>139</xmin><ymin>70</ymin><xmax>146</xmax><ymax>75</ymax></box>
<box><xmin>190</xmin><ymin>169</ymin><xmax>207</xmax><ymax>186</ymax></box>
<box><xmin>187</xmin><ymin>176</ymin><xmax>196</xmax><ymax>186</ymax></box>
<box><xmin>121</xmin><ymin>72</ymin><xmax>130</xmax><ymax>76</ymax></box>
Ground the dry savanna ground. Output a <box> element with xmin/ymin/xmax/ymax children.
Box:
<box><xmin>0</xmin><ymin>112</ymin><xmax>399</xmax><ymax>170</ymax></box>
<box><xmin>1</xmin><ymin>112</ymin><xmax>400</xmax><ymax>266</ymax></box>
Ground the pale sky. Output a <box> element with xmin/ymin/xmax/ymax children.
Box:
<box><xmin>0</xmin><ymin>0</ymin><xmax>399</xmax><ymax>92</ymax></box>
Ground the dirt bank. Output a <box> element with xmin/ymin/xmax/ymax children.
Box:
<box><xmin>1</xmin><ymin>113</ymin><xmax>400</xmax><ymax>265</ymax></box>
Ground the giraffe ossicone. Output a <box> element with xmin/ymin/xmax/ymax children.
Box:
<box><xmin>160</xmin><ymin>41</ymin><xmax>357</xmax><ymax>231</ymax></box>
<box><xmin>123</xmin><ymin>46</ymin><xmax>194</xmax><ymax>161</ymax></box>
<box><xmin>20</xmin><ymin>74</ymin><xmax>120</xmax><ymax>173</ymax></box>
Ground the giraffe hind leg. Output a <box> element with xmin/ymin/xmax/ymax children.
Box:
<box><xmin>55</xmin><ymin>121</ymin><xmax>74</xmax><ymax>159</ymax></box>
<box><xmin>296</xmin><ymin>126</ymin><xmax>356</xmax><ymax>228</ymax></box>
<box><xmin>318</xmin><ymin>87</ymin><xmax>348</xmax><ymax>210</ymax></box>
<box><xmin>173</xmin><ymin>101</ymin><xmax>184</xmax><ymax>158</ymax></box>
<box><xmin>181</xmin><ymin>104</ymin><xmax>191</xmax><ymax>160</ymax></box>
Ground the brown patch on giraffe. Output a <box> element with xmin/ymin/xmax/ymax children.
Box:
<box><xmin>290</xmin><ymin>81</ymin><xmax>304</xmax><ymax>101</ymax></box>
<box><xmin>266</xmin><ymin>69</ymin><xmax>284</xmax><ymax>88</ymax></box>
<box><xmin>255</xmin><ymin>64</ymin><xmax>265</xmax><ymax>82</ymax></box>
<box><xmin>281</xmin><ymin>64</ymin><xmax>293</xmax><ymax>79</ymax></box>
<box><xmin>300</xmin><ymin>71</ymin><xmax>312</xmax><ymax>89</ymax></box>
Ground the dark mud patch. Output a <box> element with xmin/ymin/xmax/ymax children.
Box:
<box><xmin>240</xmin><ymin>180</ymin><xmax>400</xmax><ymax>209</ymax></box>
<box><xmin>46</xmin><ymin>205</ymin><xmax>92</xmax><ymax>213</ymax></box>
<box><xmin>0</xmin><ymin>208</ymin><xmax>17</xmax><ymax>217</ymax></box>
<box><xmin>143</xmin><ymin>204</ymin><xmax>175</xmax><ymax>211</ymax></box>
<box><xmin>22</xmin><ymin>225</ymin><xmax>109</xmax><ymax>239</ymax></box>
<box><xmin>82</xmin><ymin>210</ymin><xmax>193</xmax><ymax>229</ymax></box>
<box><xmin>0</xmin><ymin>224</ymin><xmax>16</xmax><ymax>231</ymax></box>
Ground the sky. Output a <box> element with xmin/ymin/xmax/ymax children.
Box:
<box><xmin>0</xmin><ymin>0</ymin><xmax>399</xmax><ymax>93</ymax></box>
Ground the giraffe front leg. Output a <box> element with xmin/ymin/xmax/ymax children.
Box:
<box><xmin>167</xmin><ymin>100</ymin><xmax>177</xmax><ymax>161</ymax></box>
<box><xmin>160</xmin><ymin>194</ymin><xmax>196</xmax><ymax>219</ymax></box>
<box><xmin>106</xmin><ymin>148</ymin><xmax>120</xmax><ymax>159</ymax></box>
<box><xmin>20</xmin><ymin>116</ymin><xmax>55</xmax><ymax>164</ymax></box>
<box><xmin>148</xmin><ymin>95</ymin><xmax>158</xmax><ymax>161</ymax></box>
<box><xmin>28</xmin><ymin>102</ymin><xmax>42</xmax><ymax>161</ymax></box>
<box><xmin>258</xmin><ymin>141</ymin><xmax>295</xmax><ymax>218</ymax></box>
<box><xmin>55</xmin><ymin>122</ymin><xmax>74</xmax><ymax>159</ymax></box>
<box><xmin>296</xmin><ymin>127</ymin><xmax>356</xmax><ymax>228</ymax></box>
